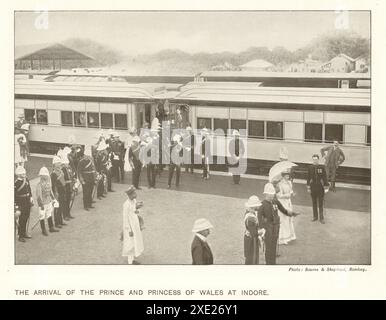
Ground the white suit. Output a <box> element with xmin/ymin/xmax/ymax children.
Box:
<box><xmin>122</xmin><ymin>198</ymin><xmax>144</xmax><ymax>261</ymax></box>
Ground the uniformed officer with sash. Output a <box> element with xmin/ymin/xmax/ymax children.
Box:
<box><xmin>95</xmin><ymin>140</ymin><xmax>110</xmax><ymax>199</ymax></box>
<box><xmin>51</xmin><ymin>155</ymin><xmax>67</xmax><ymax>228</ymax></box>
<box><xmin>59</xmin><ymin>147</ymin><xmax>75</xmax><ymax>219</ymax></box>
<box><xmin>258</xmin><ymin>183</ymin><xmax>293</xmax><ymax>265</ymax></box>
<box><xmin>307</xmin><ymin>154</ymin><xmax>329</xmax><ymax>224</ymax></box>
<box><xmin>14</xmin><ymin>166</ymin><xmax>33</xmax><ymax>242</ymax></box>
<box><xmin>77</xmin><ymin>146</ymin><xmax>97</xmax><ymax>211</ymax></box>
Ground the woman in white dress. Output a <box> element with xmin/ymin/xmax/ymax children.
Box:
<box><xmin>277</xmin><ymin>170</ymin><xmax>296</xmax><ymax>244</ymax></box>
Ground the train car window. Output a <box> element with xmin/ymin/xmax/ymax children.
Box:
<box><xmin>61</xmin><ymin>111</ymin><xmax>73</xmax><ymax>126</ymax></box>
<box><xmin>231</xmin><ymin>119</ymin><xmax>246</xmax><ymax>135</ymax></box>
<box><xmin>74</xmin><ymin>112</ymin><xmax>86</xmax><ymax>127</ymax></box>
<box><xmin>305</xmin><ymin>123</ymin><xmax>323</xmax><ymax>142</ymax></box>
<box><xmin>114</xmin><ymin>113</ymin><xmax>128</xmax><ymax>130</ymax></box>
<box><xmin>36</xmin><ymin>109</ymin><xmax>48</xmax><ymax>125</ymax></box>
<box><xmin>87</xmin><ymin>112</ymin><xmax>100</xmax><ymax>128</ymax></box>
<box><xmin>324</xmin><ymin>124</ymin><xmax>343</xmax><ymax>143</ymax></box>
<box><xmin>248</xmin><ymin>120</ymin><xmax>264</xmax><ymax>139</ymax></box>
<box><xmin>267</xmin><ymin>121</ymin><xmax>283</xmax><ymax>140</ymax></box>
<box><xmin>101</xmin><ymin>113</ymin><xmax>113</xmax><ymax>129</ymax></box>
<box><xmin>197</xmin><ymin>117</ymin><xmax>212</xmax><ymax>130</ymax></box>
<box><xmin>24</xmin><ymin>109</ymin><xmax>36</xmax><ymax>124</ymax></box>
<box><xmin>214</xmin><ymin>118</ymin><xmax>229</xmax><ymax>136</ymax></box>
<box><xmin>367</xmin><ymin>126</ymin><xmax>371</xmax><ymax>145</ymax></box>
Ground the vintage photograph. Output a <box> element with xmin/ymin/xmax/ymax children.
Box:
<box><xmin>14</xmin><ymin>11</ymin><xmax>370</xmax><ymax>265</ymax></box>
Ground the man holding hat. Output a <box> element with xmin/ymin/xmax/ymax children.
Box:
<box><xmin>258</xmin><ymin>183</ymin><xmax>293</xmax><ymax>265</ymax></box>
<box><xmin>51</xmin><ymin>155</ymin><xmax>67</xmax><ymax>228</ymax></box>
<box><xmin>191</xmin><ymin>218</ymin><xmax>214</xmax><ymax>265</ymax></box>
<box><xmin>36</xmin><ymin>166</ymin><xmax>59</xmax><ymax>236</ymax></box>
<box><xmin>320</xmin><ymin>141</ymin><xmax>345</xmax><ymax>192</ymax></box>
<box><xmin>244</xmin><ymin>195</ymin><xmax>265</xmax><ymax>265</ymax></box>
<box><xmin>122</xmin><ymin>185</ymin><xmax>144</xmax><ymax>265</ymax></box>
<box><xmin>14</xmin><ymin>166</ymin><xmax>33</xmax><ymax>242</ymax></box>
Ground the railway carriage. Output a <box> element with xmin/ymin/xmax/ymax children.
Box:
<box><xmin>14</xmin><ymin>75</ymin><xmax>371</xmax><ymax>184</ymax></box>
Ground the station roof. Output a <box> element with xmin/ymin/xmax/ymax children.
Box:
<box><xmin>15</xmin><ymin>43</ymin><xmax>94</xmax><ymax>61</ymax></box>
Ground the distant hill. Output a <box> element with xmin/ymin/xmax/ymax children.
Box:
<box><xmin>16</xmin><ymin>31</ymin><xmax>370</xmax><ymax>74</ymax></box>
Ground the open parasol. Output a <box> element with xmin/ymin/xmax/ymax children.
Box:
<box><xmin>268</xmin><ymin>161</ymin><xmax>298</xmax><ymax>183</ymax></box>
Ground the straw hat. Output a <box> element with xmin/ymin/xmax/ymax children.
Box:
<box><xmin>245</xmin><ymin>195</ymin><xmax>262</xmax><ymax>208</ymax></box>
<box><xmin>15</xmin><ymin>166</ymin><xmax>26</xmax><ymax>175</ymax></box>
<box><xmin>263</xmin><ymin>183</ymin><xmax>276</xmax><ymax>195</ymax></box>
<box><xmin>192</xmin><ymin>218</ymin><xmax>214</xmax><ymax>233</ymax></box>
<box><xmin>38</xmin><ymin>167</ymin><xmax>50</xmax><ymax>176</ymax></box>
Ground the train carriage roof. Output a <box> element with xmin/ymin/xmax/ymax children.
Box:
<box><xmin>173</xmin><ymin>82</ymin><xmax>370</xmax><ymax>112</ymax></box>
<box><xmin>14</xmin><ymin>79</ymin><xmax>179</xmax><ymax>100</ymax></box>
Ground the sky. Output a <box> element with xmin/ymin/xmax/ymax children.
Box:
<box><xmin>15</xmin><ymin>11</ymin><xmax>370</xmax><ymax>54</ymax></box>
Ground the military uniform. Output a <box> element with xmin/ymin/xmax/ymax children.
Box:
<box><xmin>96</xmin><ymin>149</ymin><xmax>111</xmax><ymax>196</ymax></box>
<box><xmin>61</xmin><ymin>162</ymin><xmax>75</xmax><ymax>219</ymax></box>
<box><xmin>229</xmin><ymin>136</ymin><xmax>245</xmax><ymax>184</ymax></box>
<box><xmin>201</xmin><ymin>135</ymin><xmax>211</xmax><ymax>179</ymax></box>
<box><xmin>168</xmin><ymin>141</ymin><xmax>183</xmax><ymax>188</ymax></box>
<box><xmin>51</xmin><ymin>165</ymin><xmax>67</xmax><ymax>228</ymax></box>
<box><xmin>110</xmin><ymin>139</ymin><xmax>125</xmax><ymax>182</ymax></box>
<box><xmin>77</xmin><ymin>154</ymin><xmax>97</xmax><ymax>210</ymax></box>
<box><xmin>14</xmin><ymin>177</ymin><xmax>33</xmax><ymax>240</ymax></box>
<box><xmin>258</xmin><ymin>199</ymin><xmax>290</xmax><ymax>265</ymax></box>
<box><xmin>307</xmin><ymin>164</ymin><xmax>329</xmax><ymax>222</ymax></box>
<box><xmin>128</xmin><ymin>143</ymin><xmax>142</xmax><ymax>189</ymax></box>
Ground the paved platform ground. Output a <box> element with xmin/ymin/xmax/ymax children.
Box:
<box><xmin>15</xmin><ymin>164</ymin><xmax>370</xmax><ymax>265</ymax></box>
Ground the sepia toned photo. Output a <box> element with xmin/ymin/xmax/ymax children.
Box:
<box><xmin>13</xmin><ymin>10</ymin><xmax>370</xmax><ymax>266</ymax></box>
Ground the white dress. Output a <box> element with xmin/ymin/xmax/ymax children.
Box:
<box><xmin>122</xmin><ymin>198</ymin><xmax>144</xmax><ymax>258</ymax></box>
<box><xmin>277</xmin><ymin>179</ymin><xmax>296</xmax><ymax>244</ymax></box>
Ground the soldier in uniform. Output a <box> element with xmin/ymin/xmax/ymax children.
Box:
<box><xmin>200</xmin><ymin>128</ymin><xmax>211</xmax><ymax>180</ymax></box>
<box><xmin>60</xmin><ymin>147</ymin><xmax>75</xmax><ymax>219</ymax></box>
<box><xmin>110</xmin><ymin>132</ymin><xmax>126</xmax><ymax>182</ymax></box>
<box><xmin>128</xmin><ymin>136</ymin><xmax>143</xmax><ymax>190</ymax></box>
<box><xmin>95</xmin><ymin>140</ymin><xmax>110</xmax><ymax>199</ymax></box>
<box><xmin>244</xmin><ymin>195</ymin><xmax>264</xmax><ymax>265</ymax></box>
<box><xmin>36</xmin><ymin>167</ymin><xmax>59</xmax><ymax>236</ymax></box>
<box><xmin>320</xmin><ymin>141</ymin><xmax>345</xmax><ymax>192</ymax></box>
<box><xmin>307</xmin><ymin>154</ymin><xmax>329</xmax><ymax>224</ymax></box>
<box><xmin>258</xmin><ymin>183</ymin><xmax>293</xmax><ymax>265</ymax></box>
<box><xmin>143</xmin><ymin>136</ymin><xmax>157</xmax><ymax>189</ymax></box>
<box><xmin>229</xmin><ymin>130</ymin><xmax>245</xmax><ymax>185</ymax></box>
<box><xmin>183</xmin><ymin>126</ymin><xmax>195</xmax><ymax>174</ymax></box>
<box><xmin>14</xmin><ymin>166</ymin><xmax>33</xmax><ymax>242</ymax></box>
<box><xmin>51</xmin><ymin>156</ymin><xmax>68</xmax><ymax>228</ymax></box>
<box><xmin>77</xmin><ymin>146</ymin><xmax>97</xmax><ymax>211</ymax></box>
<box><xmin>168</xmin><ymin>134</ymin><xmax>183</xmax><ymax>189</ymax></box>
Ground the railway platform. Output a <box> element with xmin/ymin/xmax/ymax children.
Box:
<box><xmin>15</xmin><ymin>156</ymin><xmax>370</xmax><ymax>265</ymax></box>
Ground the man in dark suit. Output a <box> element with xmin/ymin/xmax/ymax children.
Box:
<box><xmin>307</xmin><ymin>154</ymin><xmax>330</xmax><ymax>224</ymax></box>
<box><xmin>77</xmin><ymin>146</ymin><xmax>97</xmax><ymax>211</ymax></box>
<box><xmin>191</xmin><ymin>218</ymin><xmax>214</xmax><ymax>265</ymax></box>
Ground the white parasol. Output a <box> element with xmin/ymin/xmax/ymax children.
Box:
<box><xmin>268</xmin><ymin>161</ymin><xmax>298</xmax><ymax>183</ymax></box>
